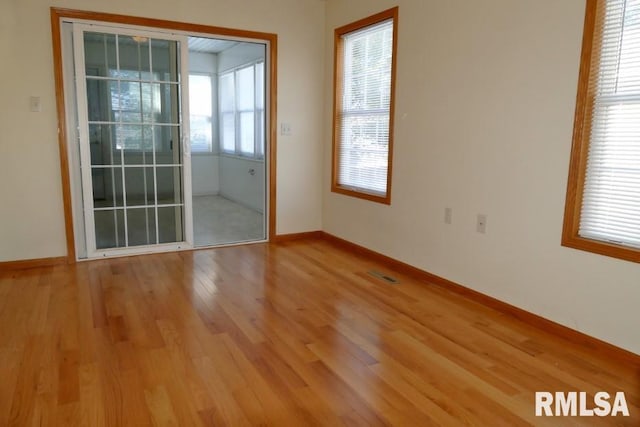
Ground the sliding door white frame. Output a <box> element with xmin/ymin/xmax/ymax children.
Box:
<box><xmin>60</xmin><ymin>16</ymin><xmax>272</xmax><ymax>260</ymax></box>
<box><xmin>72</xmin><ymin>22</ymin><xmax>193</xmax><ymax>259</ymax></box>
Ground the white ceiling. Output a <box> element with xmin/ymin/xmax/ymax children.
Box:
<box><xmin>188</xmin><ymin>37</ymin><xmax>238</xmax><ymax>54</ymax></box>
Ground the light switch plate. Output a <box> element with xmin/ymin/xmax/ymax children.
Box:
<box><xmin>280</xmin><ymin>122</ymin><xmax>292</xmax><ymax>136</ymax></box>
<box><xmin>29</xmin><ymin>96</ymin><xmax>42</xmax><ymax>112</ymax></box>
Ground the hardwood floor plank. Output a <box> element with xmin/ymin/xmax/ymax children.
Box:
<box><xmin>78</xmin><ymin>363</ymin><xmax>105</xmax><ymax>427</ymax></box>
<box><xmin>144</xmin><ymin>385</ymin><xmax>179</xmax><ymax>427</ymax></box>
<box><xmin>193</xmin><ymin>355</ymin><xmax>254</xmax><ymax>426</ymax></box>
<box><xmin>0</xmin><ymin>346</ymin><xmax>23</xmax><ymax>425</ymax></box>
<box><xmin>0</xmin><ymin>238</ymin><xmax>637</xmax><ymax>425</ymax></box>
<box><xmin>118</xmin><ymin>369</ymin><xmax>153</xmax><ymax>426</ymax></box>
<box><xmin>8</xmin><ymin>336</ymin><xmax>45</xmax><ymax>426</ymax></box>
<box><xmin>57</xmin><ymin>350</ymin><xmax>80</xmax><ymax>405</ymax></box>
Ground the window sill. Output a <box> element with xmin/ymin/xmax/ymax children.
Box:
<box><xmin>561</xmin><ymin>233</ymin><xmax>640</xmax><ymax>264</ymax></box>
<box><xmin>331</xmin><ymin>184</ymin><xmax>390</xmax><ymax>205</ymax></box>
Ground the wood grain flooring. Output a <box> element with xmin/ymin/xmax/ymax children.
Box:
<box><xmin>0</xmin><ymin>238</ymin><xmax>638</xmax><ymax>426</ymax></box>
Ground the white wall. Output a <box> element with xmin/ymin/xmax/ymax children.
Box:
<box><xmin>0</xmin><ymin>0</ymin><xmax>324</xmax><ymax>262</ymax></box>
<box><xmin>191</xmin><ymin>155</ymin><xmax>220</xmax><ymax>196</ymax></box>
<box><xmin>219</xmin><ymin>156</ymin><xmax>265</xmax><ymax>213</ymax></box>
<box><xmin>323</xmin><ymin>0</ymin><xmax>640</xmax><ymax>355</ymax></box>
<box><xmin>190</xmin><ymin>51</ymin><xmax>218</xmax><ymax>75</ymax></box>
<box><xmin>0</xmin><ymin>0</ymin><xmax>67</xmax><ymax>260</ymax></box>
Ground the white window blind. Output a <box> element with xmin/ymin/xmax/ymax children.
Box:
<box><xmin>580</xmin><ymin>0</ymin><xmax>640</xmax><ymax>248</ymax></box>
<box><xmin>337</xmin><ymin>19</ymin><xmax>394</xmax><ymax>196</ymax></box>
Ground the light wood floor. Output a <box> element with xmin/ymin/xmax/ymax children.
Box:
<box><xmin>0</xmin><ymin>238</ymin><xmax>638</xmax><ymax>426</ymax></box>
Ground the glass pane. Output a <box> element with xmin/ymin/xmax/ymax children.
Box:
<box><xmin>123</xmin><ymin>126</ymin><xmax>153</xmax><ymax>165</ymax></box>
<box><xmin>84</xmin><ymin>32</ymin><xmax>116</xmax><ymax>76</ymax></box>
<box><xmin>127</xmin><ymin>208</ymin><xmax>157</xmax><ymax>246</ymax></box>
<box><xmin>154</xmin><ymin>83</ymin><xmax>179</xmax><ymax>124</ymax></box>
<box><xmin>151</xmin><ymin>39</ymin><xmax>179</xmax><ymax>82</ymax></box>
<box><xmin>94</xmin><ymin>209</ymin><xmax>125</xmax><ymax>249</ymax></box>
<box><xmin>240</xmin><ymin>112</ymin><xmax>254</xmax><ymax>155</ymax></box>
<box><xmin>92</xmin><ymin>167</ymin><xmax>123</xmax><ymax>208</ymax></box>
<box><xmin>117</xmin><ymin>124</ymin><xmax>146</xmax><ymax>152</ymax></box>
<box><xmin>221</xmin><ymin>113</ymin><xmax>235</xmax><ymax>152</ymax></box>
<box><xmin>113</xmin><ymin>81</ymin><xmax>142</xmax><ymax>123</ymax></box>
<box><xmin>256</xmin><ymin>62</ymin><xmax>264</xmax><ymax>110</ymax></box>
<box><xmin>158</xmin><ymin>206</ymin><xmax>183</xmax><ymax>243</ymax></box>
<box><xmin>189</xmin><ymin>74</ymin><xmax>213</xmax><ymax>153</ymax></box>
<box><xmin>156</xmin><ymin>166</ymin><xmax>183</xmax><ymax>205</ymax></box>
<box><xmin>139</xmin><ymin>83</ymin><xmax>156</xmax><ymax>122</ymax></box>
<box><xmin>90</xmin><ymin>124</ymin><xmax>120</xmax><ymax>166</ymax></box>
<box><xmin>155</xmin><ymin>126</ymin><xmax>181</xmax><ymax>164</ymax></box>
<box><xmin>86</xmin><ymin>79</ymin><xmax>111</xmax><ymax>122</ymax></box>
<box><xmin>220</xmin><ymin>73</ymin><xmax>234</xmax><ymax>111</ymax></box>
<box><xmin>118</xmin><ymin>35</ymin><xmax>150</xmax><ymax>80</ymax></box>
<box><xmin>343</xmin><ymin>21</ymin><xmax>393</xmax><ymax>112</ymax></box>
<box><xmin>190</xmin><ymin>115</ymin><xmax>212</xmax><ymax>153</ymax></box>
<box><xmin>125</xmin><ymin>167</ymin><xmax>155</xmax><ymax>206</ymax></box>
<box><xmin>237</xmin><ymin>66</ymin><xmax>254</xmax><ymax>110</ymax></box>
<box><xmin>189</xmin><ymin>75</ymin><xmax>212</xmax><ymax>115</ymax></box>
<box><xmin>339</xmin><ymin>113</ymin><xmax>389</xmax><ymax>194</ymax></box>
<box><xmin>257</xmin><ymin>110</ymin><xmax>265</xmax><ymax>157</ymax></box>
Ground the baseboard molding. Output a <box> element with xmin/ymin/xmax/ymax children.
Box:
<box><xmin>218</xmin><ymin>191</ymin><xmax>264</xmax><ymax>215</ymax></box>
<box><xmin>0</xmin><ymin>256</ymin><xmax>68</xmax><ymax>272</ymax></box>
<box><xmin>320</xmin><ymin>232</ymin><xmax>640</xmax><ymax>366</ymax></box>
<box><xmin>192</xmin><ymin>191</ymin><xmax>219</xmax><ymax>197</ymax></box>
<box><xmin>272</xmin><ymin>231</ymin><xmax>324</xmax><ymax>243</ymax></box>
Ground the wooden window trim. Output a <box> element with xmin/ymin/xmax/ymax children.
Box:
<box><xmin>331</xmin><ymin>7</ymin><xmax>398</xmax><ymax>205</ymax></box>
<box><xmin>562</xmin><ymin>0</ymin><xmax>640</xmax><ymax>263</ymax></box>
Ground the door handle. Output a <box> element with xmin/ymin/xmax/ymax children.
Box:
<box><xmin>182</xmin><ymin>134</ymin><xmax>190</xmax><ymax>156</ymax></box>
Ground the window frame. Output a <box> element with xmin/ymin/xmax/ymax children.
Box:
<box><xmin>218</xmin><ymin>60</ymin><xmax>265</xmax><ymax>160</ymax></box>
<box><xmin>562</xmin><ymin>0</ymin><xmax>640</xmax><ymax>263</ymax></box>
<box><xmin>331</xmin><ymin>7</ymin><xmax>398</xmax><ymax>205</ymax></box>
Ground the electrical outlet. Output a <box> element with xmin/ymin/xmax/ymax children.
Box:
<box><xmin>444</xmin><ymin>207</ymin><xmax>452</xmax><ymax>224</ymax></box>
<box><xmin>476</xmin><ymin>214</ymin><xmax>487</xmax><ymax>234</ymax></box>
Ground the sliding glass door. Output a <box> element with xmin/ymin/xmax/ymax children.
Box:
<box><xmin>73</xmin><ymin>25</ymin><xmax>192</xmax><ymax>257</ymax></box>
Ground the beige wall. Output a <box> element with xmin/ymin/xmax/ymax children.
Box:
<box><xmin>323</xmin><ymin>0</ymin><xmax>640</xmax><ymax>355</ymax></box>
<box><xmin>0</xmin><ymin>0</ymin><xmax>324</xmax><ymax>262</ymax></box>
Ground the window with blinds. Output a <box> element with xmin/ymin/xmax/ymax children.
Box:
<box><xmin>332</xmin><ymin>8</ymin><xmax>398</xmax><ymax>204</ymax></box>
<box><xmin>563</xmin><ymin>0</ymin><xmax>640</xmax><ymax>262</ymax></box>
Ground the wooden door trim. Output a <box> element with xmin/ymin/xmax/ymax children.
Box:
<box><xmin>50</xmin><ymin>7</ymin><xmax>278</xmax><ymax>262</ymax></box>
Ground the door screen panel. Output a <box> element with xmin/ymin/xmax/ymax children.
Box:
<box><xmin>82</xmin><ymin>30</ymin><xmax>184</xmax><ymax>250</ymax></box>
